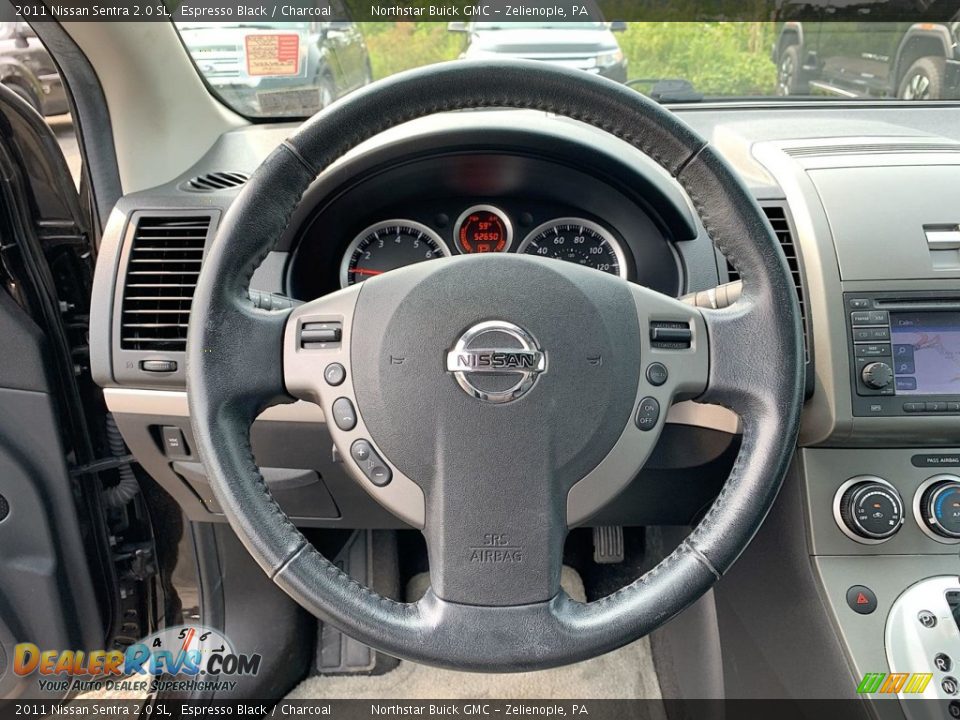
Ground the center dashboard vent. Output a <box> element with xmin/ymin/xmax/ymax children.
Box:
<box><xmin>119</xmin><ymin>214</ymin><xmax>213</xmax><ymax>352</ymax></box>
<box><xmin>181</xmin><ymin>171</ymin><xmax>250</xmax><ymax>192</ymax></box>
<box><xmin>725</xmin><ymin>204</ymin><xmax>810</xmax><ymax>363</ymax></box>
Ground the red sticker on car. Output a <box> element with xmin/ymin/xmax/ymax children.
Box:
<box><xmin>245</xmin><ymin>34</ymin><xmax>300</xmax><ymax>77</ymax></box>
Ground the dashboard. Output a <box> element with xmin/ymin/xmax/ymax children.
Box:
<box><xmin>287</xmin><ymin>152</ymin><xmax>683</xmax><ymax>300</ymax></box>
<box><xmin>85</xmin><ymin>101</ymin><xmax>960</xmax><ymax>704</ymax></box>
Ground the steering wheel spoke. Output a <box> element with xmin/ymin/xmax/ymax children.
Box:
<box><xmin>567</xmin><ymin>284</ymin><xmax>708</xmax><ymax>525</ymax></box>
<box><xmin>284</xmin><ymin>285</ymin><xmax>427</xmax><ymax>528</ymax></box>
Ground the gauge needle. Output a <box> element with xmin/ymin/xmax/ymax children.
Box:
<box><xmin>350</xmin><ymin>269</ymin><xmax>384</xmax><ymax>276</ymax></box>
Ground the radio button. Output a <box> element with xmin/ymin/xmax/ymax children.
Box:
<box><xmin>927</xmin><ymin>402</ymin><xmax>948</xmax><ymax>413</ymax></box>
<box><xmin>851</xmin><ymin>310</ymin><xmax>889</xmax><ymax>326</ymax></box>
<box><xmin>949</xmin><ymin>402</ymin><xmax>960</xmax><ymax>412</ymax></box>
<box><xmin>896</xmin><ymin>377</ymin><xmax>918</xmax><ymax>391</ymax></box>
<box><xmin>903</xmin><ymin>403</ymin><xmax>924</xmax><ymax>413</ymax></box>
<box><xmin>853</xmin><ymin>327</ymin><xmax>890</xmax><ymax>342</ymax></box>
<box><xmin>848</xmin><ymin>298</ymin><xmax>871</xmax><ymax>309</ymax></box>
<box><xmin>855</xmin><ymin>343</ymin><xmax>891</xmax><ymax>357</ymax></box>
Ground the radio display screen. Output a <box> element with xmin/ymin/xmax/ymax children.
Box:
<box><xmin>890</xmin><ymin>312</ymin><xmax>960</xmax><ymax>395</ymax></box>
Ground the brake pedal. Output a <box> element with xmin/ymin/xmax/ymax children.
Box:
<box><xmin>593</xmin><ymin>526</ymin><xmax>624</xmax><ymax>564</ymax></box>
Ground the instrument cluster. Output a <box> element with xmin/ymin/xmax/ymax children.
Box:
<box><xmin>339</xmin><ymin>203</ymin><xmax>630</xmax><ymax>288</ymax></box>
<box><xmin>287</xmin><ymin>152</ymin><xmax>684</xmax><ymax>301</ymax></box>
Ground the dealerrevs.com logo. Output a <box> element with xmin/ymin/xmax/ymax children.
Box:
<box><xmin>13</xmin><ymin>625</ymin><xmax>261</xmax><ymax>694</ymax></box>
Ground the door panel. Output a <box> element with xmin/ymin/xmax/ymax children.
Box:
<box><xmin>0</xmin><ymin>84</ymin><xmax>105</xmax><ymax>698</ymax></box>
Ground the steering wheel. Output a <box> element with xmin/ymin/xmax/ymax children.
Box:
<box><xmin>187</xmin><ymin>60</ymin><xmax>804</xmax><ymax>672</ymax></box>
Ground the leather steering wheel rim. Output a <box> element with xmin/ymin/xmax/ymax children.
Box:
<box><xmin>186</xmin><ymin>59</ymin><xmax>804</xmax><ymax>672</ymax></box>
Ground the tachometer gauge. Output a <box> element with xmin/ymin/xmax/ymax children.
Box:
<box><xmin>340</xmin><ymin>220</ymin><xmax>450</xmax><ymax>287</ymax></box>
<box><xmin>454</xmin><ymin>205</ymin><xmax>513</xmax><ymax>254</ymax></box>
<box><xmin>517</xmin><ymin>218</ymin><xmax>628</xmax><ymax>279</ymax></box>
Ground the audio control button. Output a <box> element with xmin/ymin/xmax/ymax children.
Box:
<box><xmin>350</xmin><ymin>440</ymin><xmax>392</xmax><ymax>487</ymax></box>
<box><xmin>855</xmin><ymin>343</ymin><xmax>891</xmax><ymax>357</ymax></box>
<box><xmin>861</xmin><ymin>362</ymin><xmax>894</xmax><ymax>390</ymax></box>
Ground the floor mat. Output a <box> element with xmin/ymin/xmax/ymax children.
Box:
<box><xmin>286</xmin><ymin>568</ymin><xmax>662</xmax><ymax>701</ymax></box>
<box><xmin>286</xmin><ymin>636</ymin><xmax>661</xmax><ymax>700</ymax></box>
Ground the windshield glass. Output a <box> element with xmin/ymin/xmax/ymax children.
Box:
<box><xmin>175</xmin><ymin>20</ymin><xmax>960</xmax><ymax>119</ymax></box>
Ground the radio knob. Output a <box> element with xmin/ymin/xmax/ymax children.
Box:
<box><xmin>920</xmin><ymin>478</ymin><xmax>960</xmax><ymax>539</ymax></box>
<box><xmin>861</xmin><ymin>361</ymin><xmax>894</xmax><ymax>390</ymax></box>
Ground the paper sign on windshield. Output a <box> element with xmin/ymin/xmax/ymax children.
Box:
<box><xmin>245</xmin><ymin>34</ymin><xmax>300</xmax><ymax>77</ymax></box>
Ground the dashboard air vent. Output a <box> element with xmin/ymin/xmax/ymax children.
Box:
<box><xmin>182</xmin><ymin>171</ymin><xmax>250</xmax><ymax>192</ymax></box>
<box><xmin>119</xmin><ymin>215</ymin><xmax>212</xmax><ymax>352</ymax></box>
<box><xmin>763</xmin><ymin>204</ymin><xmax>809</xmax><ymax>362</ymax></box>
<box><xmin>723</xmin><ymin>205</ymin><xmax>807</xmax><ymax>359</ymax></box>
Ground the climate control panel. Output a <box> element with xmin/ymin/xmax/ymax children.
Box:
<box><xmin>832</xmin><ymin>473</ymin><xmax>960</xmax><ymax>545</ymax></box>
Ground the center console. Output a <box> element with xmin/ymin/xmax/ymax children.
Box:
<box><xmin>744</xmin><ymin>136</ymin><xmax>960</xmax><ymax>707</ymax></box>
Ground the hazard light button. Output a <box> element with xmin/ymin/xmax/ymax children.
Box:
<box><xmin>846</xmin><ymin>585</ymin><xmax>878</xmax><ymax>615</ymax></box>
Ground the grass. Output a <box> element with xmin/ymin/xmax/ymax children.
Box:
<box><xmin>359</xmin><ymin>22</ymin><xmax>780</xmax><ymax>97</ymax></box>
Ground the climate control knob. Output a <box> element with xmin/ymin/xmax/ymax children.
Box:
<box><xmin>837</xmin><ymin>477</ymin><xmax>904</xmax><ymax>541</ymax></box>
<box><xmin>919</xmin><ymin>477</ymin><xmax>960</xmax><ymax>539</ymax></box>
<box><xmin>861</xmin><ymin>362</ymin><xmax>894</xmax><ymax>390</ymax></box>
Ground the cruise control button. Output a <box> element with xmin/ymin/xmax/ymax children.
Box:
<box><xmin>332</xmin><ymin>397</ymin><xmax>357</xmax><ymax>431</ymax></box>
<box><xmin>324</xmin><ymin>363</ymin><xmax>346</xmax><ymax>386</ymax></box>
<box><xmin>646</xmin><ymin>362</ymin><xmax>668</xmax><ymax>387</ymax></box>
<box><xmin>635</xmin><ymin>397</ymin><xmax>660</xmax><ymax>432</ymax></box>
<box><xmin>350</xmin><ymin>439</ymin><xmax>392</xmax><ymax>487</ymax></box>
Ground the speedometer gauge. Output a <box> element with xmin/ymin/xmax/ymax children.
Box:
<box><xmin>517</xmin><ymin>218</ymin><xmax>628</xmax><ymax>279</ymax></box>
<box><xmin>340</xmin><ymin>220</ymin><xmax>450</xmax><ymax>287</ymax></box>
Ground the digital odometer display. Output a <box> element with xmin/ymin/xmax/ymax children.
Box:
<box><xmin>340</xmin><ymin>220</ymin><xmax>450</xmax><ymax>287</ymax></box>
<box><xmin>454</xmin><ymin>205</ymin><xmax>513</xmax><ymax>254</ymax></box>
<box><xmin>517</xmin><ymin>218</ymin><xmax>628</xmax><ymax>279</ymax></box>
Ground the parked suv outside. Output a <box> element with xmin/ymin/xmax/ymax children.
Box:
<box><xmin>178</xmin><ymin>21</ymin><xmax>372</xmax><ymax>117</ymax></box>
<box><xmin>774</xmin><ymin>14</ymin><xmax>960</xmax><ymax>99</ymax></box>
<box><xmin>448</xmin><ymin>21</ymin><xmax>628</xmax><ymax>83</ymax></box>
<box><xmin>0</xmin><ymin>21</ymin><xmax>67</xmax><ymax>116</ymax></box>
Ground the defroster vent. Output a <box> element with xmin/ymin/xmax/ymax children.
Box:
<box><xmin>120</xmin><ymin>215</ymin><xmax>212</xmax><ymax>352</ymax></box>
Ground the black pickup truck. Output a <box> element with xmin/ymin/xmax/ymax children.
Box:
<box><xmin>774</xmin><ymin>11</ymin><xmax>960</xmax><ymax>100</ymax></box>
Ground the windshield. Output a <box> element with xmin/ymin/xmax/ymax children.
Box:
<box><xmin>175</xmin><ymin>20</ymin><xmax>960</xmax><ymax>119</ymax></box>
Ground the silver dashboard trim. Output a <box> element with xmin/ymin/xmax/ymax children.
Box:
<box><xmin>103</xmin><ymin>388</ymin><xmax>325</xmax><ymax>422</ymax></box>
<box><xmin>103</xmin><ymin>389</ymin><xmax>737</xmax><ymax>433</ymax></box>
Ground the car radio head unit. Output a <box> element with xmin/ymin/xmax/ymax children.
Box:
<box><xmin>846</xmin><ymin>292</ymin><xmax>960</xmax><ymax>417</ymax></box>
